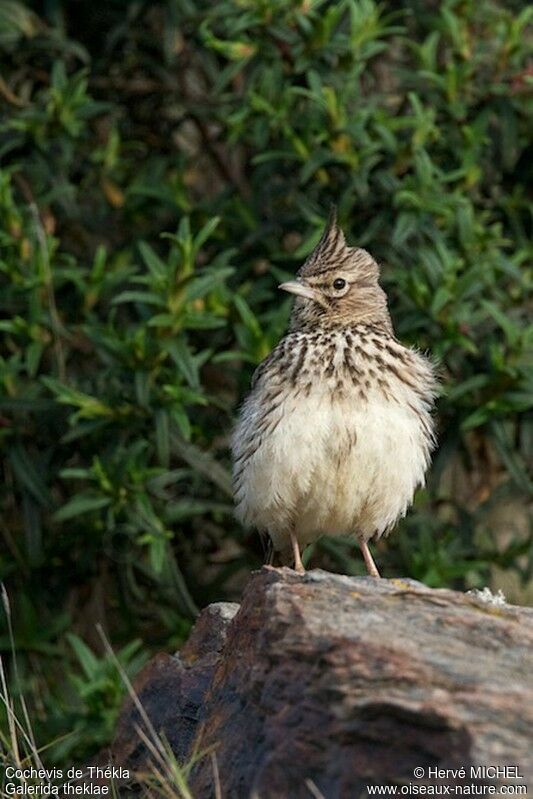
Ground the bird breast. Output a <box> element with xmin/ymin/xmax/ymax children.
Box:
<box><xmin>232</xmin><ymin>327</ymin><xmax>436</xmax><ymax>551</ymax></box>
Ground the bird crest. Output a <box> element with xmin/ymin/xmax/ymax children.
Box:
<box><xmin>298</xmin><ymin>208</ymin><xmax>378</xmax><ymax>283</ymax></box>
<box><xmin>298</xmin><ymin>207</ymin><xmax>349</xmax><ymax>278</ymax></box>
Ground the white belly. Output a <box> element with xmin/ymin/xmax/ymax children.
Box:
<box><xmin>233</xmin><ymin>390</ymin><xmax>431</xmax><ymax>552</ymax></box>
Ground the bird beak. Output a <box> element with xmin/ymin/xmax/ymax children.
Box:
<box><xmin>278</xmin><ymin>280</ymin><xmax>317</xmax><ymax>302</ymax></box>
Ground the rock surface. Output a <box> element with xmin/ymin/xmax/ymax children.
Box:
<box><xmin>106</xmin><ymin>568</ymin><xmax>533</xmax><ymax>797</ymax></box>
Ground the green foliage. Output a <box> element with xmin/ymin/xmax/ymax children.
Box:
<box><xmin>0</xmin><ymin>0</ymin><xmax>531</xmax><ymax>765</ymax></box>
<box><xmin>50</xmin><ymin>634</ymin><xmax>148</xmax><ymax>762</ymax></box>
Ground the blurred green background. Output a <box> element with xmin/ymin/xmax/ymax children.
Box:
<box><xmin>0</xmin><ymin>0</ymin><xmax>531</xmax><ymax>767</ymax></box>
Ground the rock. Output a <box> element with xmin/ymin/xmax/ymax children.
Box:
<box><xmin>106</xmin><ymin>568</ymin><xmax>533</xmax><ymax>797</ymax></box>
<box><xmin>108</xmin><ymin>602</ymin><xmax>238</xmax><ymax>772</ymax></box>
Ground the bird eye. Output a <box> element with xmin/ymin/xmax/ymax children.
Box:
<box><xmin>333</xmin><ymin>278</ymin><xmax>346</xmax><ymax>290</ymax></box>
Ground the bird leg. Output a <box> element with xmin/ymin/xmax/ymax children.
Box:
<box><xmin>265</xmin><ymin>538</ymin><xmax>275</xmax><ymax>566</ymax></box>
<box><xmin>359</xmin><ymin>538</ymin><xmax>381</xmax><ymax>578</ymax></box>
<box><xmin>290</xmin><ymin>530</ymin><xmax>305</xmax><ymax>574</ymax></box>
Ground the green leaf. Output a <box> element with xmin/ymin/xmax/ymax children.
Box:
<box><xmin>490</xmin><ymin>421</ymin><xmax>533</xmax><ymax>495</ymax></box>
<box><xmin>147</xmin><ymin>313</ymin><xmax>177</xmax><ymax>327</ymax></box>
<box><xmin>67</xmin><ymin>633</ymin><xmax>100</xmax><ymax>680</ymax></box>
<box><xmin>392</xmin><ymin>212</ymin><xmax>417</xmax><ymax>247</ymax></box>
<box><xmin>461</xmin><ymin>403</ymin><xmax>492</xmax><ymax>430</ymax></box>
<box><xmin>138</xmin><ymin>241</ymin><xmax>168</xmax><ymax>281</ymax></box>
<box><xmin>9</xmin><ymin>444</ymin><xmax>52</xmax><ymax>508</ymax></box>
<box><xmin>59</xmin><ymin>468</ymin><xmax>91</xmax><ymax>479</ymax></box>
<box><xmin>182</xmin><ymin>312</ymin><xmax>226</xmax><ymax>330</ymax></box>
<box><xmin>447</xmin><ymin>374</ymin><xmax>489</xmax><ymax>402</ymax></box>
<box><xmin>166</xmin><ymin>499</ymin><xmax>233</xmax><ymax>521</ymax></box>
<box><xmin>192</xmin><ymin>216</ymin><xmax>220</xmax><ymax>254</ymax></box>
<box><xmin>430</xmin><ymin>286</ymin><xmax>452</xmax><ymax>316</ymax></box>
<box><xmin>481</xmin><ymin>300</ymin><xmax>520</xmax><ymax>346</ymax></box>
<box><xmin>145</xmin><ymin>535</ymin><xmax>167</xmax><ymax>575</ymax></box>
<box><xmin>111</xmin><ymin>290</ymin><xmax>165</xmax><ymax>307</ymax></box>
<box><xmin>234</xmin><ymin>295</ymin><xmax>262</xmax><ymax>338</ymax></box>
<box><xmin>170</xmin><ymin>434</ymin><xmax>232</xmax><ymax>497</ymax></box>
<box><xmin>155</xmin><ymin>409</ymin><xmax>170</xmax><ymax>468</ymax></box>
<box><xmin>42</xmin><ymin>377</ymin><xmax>112</xmax><ymax>418</ymax></box>
<box><xmin>25</xmin><ymin>341</ymin><xmax>43</xmax><ymax>377</ymax></box>
<box><xmin>54</xmin><ymin>494</ymin><xmax>111</xmax><ymax>522</ymax></box>
<box><xmin>171</xmin><ymin>407</ymin><xmax>191</xmax><ymax>440</ymax></box>
<box><xmin>164</xmin><ymin>338</ymin><xmax>199</xmax><ymax>388</ymax></box>
<box><xmin>184</xmin><ymin>267</ymin><xmax>234</xmax><ymax>302</ymax></box>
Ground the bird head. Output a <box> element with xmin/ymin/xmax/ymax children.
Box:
<box><xmin>279</xmin><ymin>209</ymin><xmax>391</xmax><ymax>330</ymax></box>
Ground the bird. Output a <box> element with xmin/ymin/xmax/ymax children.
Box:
<box><xmin>231</xmin><ymin>210</ymin><xmax>437</xmax><ymax>577</ymax></box>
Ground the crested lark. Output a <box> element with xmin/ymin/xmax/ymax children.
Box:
<box><xmin>232</xmin><ymin>212</ymin><xmax>436</xmax><ymax>577</ymax></box>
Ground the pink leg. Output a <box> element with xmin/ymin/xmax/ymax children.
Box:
<box><xmin>290</xmin><ymin>531</ymin><xmax>305</xmax><ymax>574</ymax></box>
<box><xmin>359</xmin><ymin>538</ymin><xmax>381</xmax><ymax>578</ymax></box>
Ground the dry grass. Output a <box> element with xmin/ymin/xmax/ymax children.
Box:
<box><xmin>0</xmin><ymin>590</ymin><xmax>201</xmax><ymax>799</ymax></box>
